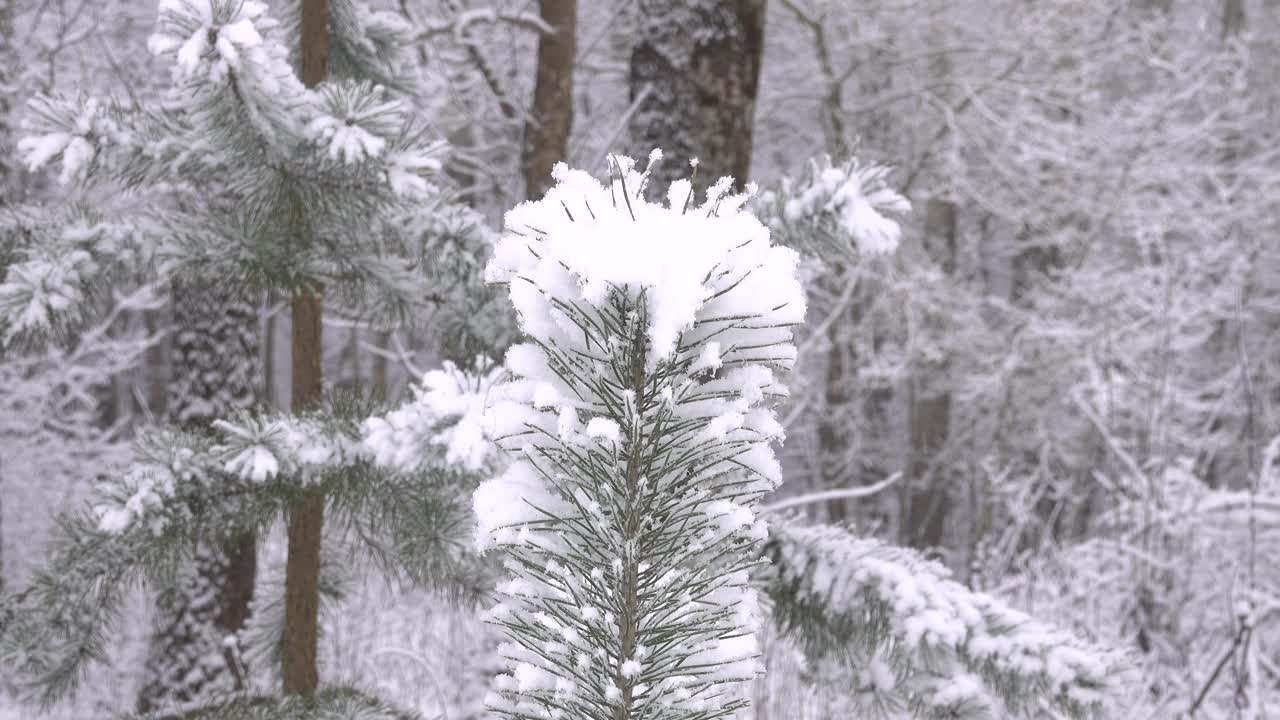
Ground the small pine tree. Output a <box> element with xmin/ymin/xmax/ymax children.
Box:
<box><xmin>474</xmin><ymin>154</ymin><xmax>805</xmax><ymax>719</ymax></box>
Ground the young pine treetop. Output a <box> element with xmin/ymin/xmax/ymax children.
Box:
<box><xmin>473</xmin><ymin>154</ymin><xmax>805</xmax><ymax>719</ymax></box>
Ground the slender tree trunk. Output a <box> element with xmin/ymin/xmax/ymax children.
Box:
<box><xmin>281</xmin><ymin>0</ymin><xmax>327</xmax><ymax>696</ymax></box>
<box><xmin>138</xmin><ymin>281</ymin><xmax>260</xmax><ymax>712</ymax></box>
<box><xmin>264</xmin><ymin>292</ymin><xmax>278</xmax><ymax>406</ymax></box>
<box><xmin>0</xmin><ymin>0</ymin><xmax>12</xmax><ymax>595</ymax></box>
<box><xmin>902</xmin><ymin>197</ymin><xmax>955</xmax><ymax>551</ymax></box>
<box><xmin>370</xmin><ymin>329</ymin><xmax>389</xmax><ymax>402</ymax></box>
<box><xmin>627</xmin><ymin>0</ymin><xmax>765</xmax><ymax>191</ymax></box>
<box><xmin>1222</xmin><ymin>0</ymin><xmax>1245</xmax><ymax>39</ymax></box>
<box><xmin>522</xmin><ymin>0</ymin><xmax>576</xmax><ymax>200</ymax></box>
<box><xmin>1203</xmin><ymin>0</ymin><xmax>1249</xmax><ymax>491</ymax></box>
<box><xmin>901</xmin><ymin>16</ymin><xmax>957</xmax><ymax>552</ymax></box>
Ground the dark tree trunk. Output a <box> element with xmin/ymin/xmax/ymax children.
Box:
<box><xmin>902</xmin><ymin>197</ymin><xmax>956</xmax><ymax>552</ymax></box>
<box><xmin>627</xmin><ymin>0</ymin><xmax>765</xmax><ymax>192</ymax></box>
<box><xmin>1222</xmin><ymin>0</ymin><xmax>1245</xmax><ymax>39</ymax></box>
<box><xmin>137</xmin><ymin>282</ymin><xmax>260</xmax><ymax>713</ymax></box>
<box><xmin>281</xmin><ymin>0</ymin><xmax>327</xmax><ymax>696</ymax></box>
<box><xmin>522</xmin><ymin>0</ymin><xmax>577</xmax><ymax>200</ymax></box>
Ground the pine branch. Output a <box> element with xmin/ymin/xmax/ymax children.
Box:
<box><xmin>761</xmin><ymin>519</ymin><xmax>1132</xmax><ymax>719</ymax></box>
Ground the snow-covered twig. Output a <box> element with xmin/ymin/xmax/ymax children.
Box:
<box><xmin>760</xmin><ymin>473</ymin><xmax>901</xmax><ymax>514</ymax></box>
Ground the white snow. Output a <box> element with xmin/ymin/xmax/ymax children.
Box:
<box><xmin>306</xmin><ymin>114</ymin><xmax>387</xmax><ymax>164</ymax></box>
<box><xmin>149</xmin><ymin>0</ymin><xmax>272</xmax><ymax>82</ymax></box>
<box><xmin>487</xmin><ymin>157</ymin><xmax>805</xmax><ymax>367</ymax></box>
<box><xmin>584</xmin><ymin>417</ymin><xmax>621</xmax><ymax>444</ymax></box>
<box><xmin>0</xmin><ymin>250</ymin><xmax>94</xmax><ymax>345</ymax></box>
<box><xmin>770</xmin><ymin>521</ymin><xmax>1126</xmax><ymax>711</ymax></box>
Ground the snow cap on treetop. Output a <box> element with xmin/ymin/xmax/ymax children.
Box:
<box><xmin>486</xmin><ymin>152</ymin><xmax>806</xmax><ymax>369</ymax></box>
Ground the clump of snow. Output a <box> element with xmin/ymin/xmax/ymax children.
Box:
<box><xmin>362</xmin><ymin>359</ymin><xmax>504</xmax><ymax>474</ymax></box>
<box><xmin>212</xmin><ymin>415</ymin><xmax>358</xmax><ymax>485</ymax></box>
<box><xmin>148</xmin><ymin>0</ymin><xmax>275</xmax><ymax>83</ymax></box>
<box><xmin>0</xmin><ymin>250</ymin><xmax>94</xmax><ymax>345</ymax></box>
<box><xmin>487</xmin><ymin>155</ymin><xmax>805</xmax><ymax>367</ymax></box>
<box><xmin>17</xmin><ymin>97</ymin><xmax>117</xmax><ymax>185</ymax></box>
<box><xmin>306</xmin><ymin>114</ymin><xmax>386</xmax><ymax>164</ymax></box>
<box><xmin>385</xmin><ymin>143</ymin><xmax>445</xmax><ymax>197</ymax></box>
<box><xmin>92</xmin><ymin>433</ymin><xmax>205</xmax><ymax>535</ymax></box>
<box><xmin>584</xmin><ymin>417</ymin><xmax>621</xmax><ymax>444</ymax></box>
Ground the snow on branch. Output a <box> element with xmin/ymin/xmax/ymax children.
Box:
<box><xmin>0</xmin><ymin>208</ymin><xmax>156</xmax><ymax>350</ymax></box>
<box><xmin>759</xmin><ymin>155</ymin><xmax>911</xmax><ymax>262</ymax></box>
<box><xmin>763</xmin><ymin>520</ymin><xmax>1132</xmax><ymax>719</ymax></box>
<box><xmin>0</xmin><ymin>388</ymin><xmax>493</xmax><ymax>703</ymax></box>
<box><xmin>362</xmin><ymin>358</ymin><xmax>506</xmax><ymax>474</ymax></box>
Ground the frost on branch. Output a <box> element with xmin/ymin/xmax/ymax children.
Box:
<box><xmin>763</xmin><ymin>521</ymin><xmax>1131</xmax><ymax>719</ymax></box>
<box><xmin>475</xmin><ymin>154</ymin><xmax>804</xmax><ymax>719</ymax></box>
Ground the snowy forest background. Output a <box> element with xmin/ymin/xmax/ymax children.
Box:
<box><xmin>0</xmin><ymin>0</ymin><xmax>1278</xmax><ymax>718</ymax></box>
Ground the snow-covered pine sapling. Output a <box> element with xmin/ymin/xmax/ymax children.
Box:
<box><xmin>476</xmin><ymin>153</ymin><xmax>805</xmax><ymax>719</ymax></box>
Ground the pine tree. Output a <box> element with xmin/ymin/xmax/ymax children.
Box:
<box><xmin>475</xmin><ymin>153</ymin><xmax>803</xmax><ymax>720</ymax></box>
<box><xmin>0</xmin><ymin>0</ymin><xmax>486</xmax><ymax>710</ymax></box>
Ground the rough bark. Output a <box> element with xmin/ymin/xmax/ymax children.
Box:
<box><xmin>522</xmin><ymin>0</ymin><xmax>576</xmax><ymax>200</ymax></box>
<box><xmin>627</xmin><ymin>0</ymin><xmax>765</xmax><ymax>192</ymax></box>
<box><xmin>137</xmin><ymin>281</ymin><xmax>260</xmax><ymax>712</ymax></box>
<box><xmin>281</xmin><ymin>0</ymin><xmax>327</xmax><ymax>696</ymax></box>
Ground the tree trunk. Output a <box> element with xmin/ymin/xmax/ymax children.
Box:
<box><xmin>900</xmin><ymin>19</ymin><xmax>958</xmax><ymax>552</ymax></box>
<box><xmin>0</xmin><ymin>0</ymin><xmax>12</xmax><ymax>201</ymax></box>
<box><xmin>522</xmin><ymin>0</ymin><xmax>576</xmax><ymax>200</ymax></box>
<box><xmin>137</xmin><ymin>281</ymin><xmax>259</xmax><ymax>712</ymax></box>
<box><xmin>1222</xmin><ymin>0</ymin><xmax>1245</xmax><ymax>39</ymax></box>
<box><xmin>627</xmin><ymin>0</ymin><xmax>765</xmax><ymax>192</ymax></box>
<box><xmin>281</xmin><ymin>0</ymin><xmax>327</xmax><ymax>696</ymax></box>
<box><xmin>902</xmin><ymin>197</ymin><xmax>955</xmax><ymax>551</ymax></box>
<box><xmin>0</xmin><ymin>0</ymin><xmax>11</xmax><ymax>596</ymax></box>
